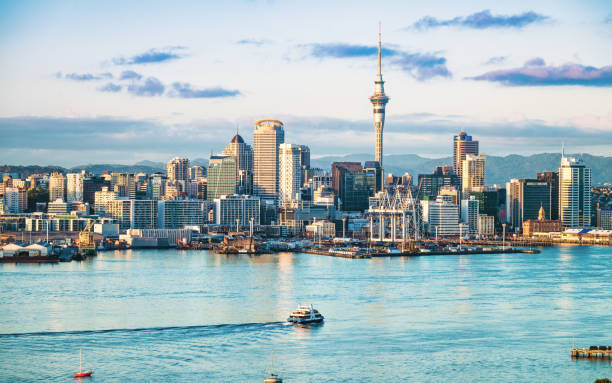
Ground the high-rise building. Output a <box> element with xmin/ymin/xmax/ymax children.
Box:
<box><xmin>364</xmin><ymin>161</ymin><xmax>383</xmax><ymax>192</ymax></box>
<box><xmin>421</xmin><ymin>197</ymin><xmax>460</xmax><ymax>236</ymax></box>
<box><xmin>461</xmin><ymin>196</ymin><xmax>480</xmax><ymax>234</ymax></box>
<box><xmin>418</xmin><ymin>167</ymin><xmax>460</xmax><ymax>200</ymax></box>
<box><xmin>505</xmin><ymin>179</ymin><xmax>551</xmax><ymax>229</ymax></box>
<box><xmin>369</xmin><ymin>25</ymin><xmax>389</xmax><ymax>167</ymax></box>
<box><xmin>559</xmin><ymin>156</ymin><xmax>591</xmax><ymax>227</ymax></box>
<box><xmin>111</xmin><ymin>173</ymin><xmax>136</xmax><ymax>199</ymax></box>
<box><xmin>222</xmin><ymin>133</ymin><xmax>254</xmax><ymax>195</ymax></box>
<box><xmin>207</xmin><ymin>155</ymin><xmax>237</xmax><ymax>201</ymax></box>
<box><xmin>188</xmin><ymin>166</ymin><xmax>205</xmax><ymax>181</ymax></box>
<box><xmin>331</xmin><ymin>162</ymin><xmax>376</xmax><ymax>211</ymax></box>
<box><xmin>453</xmin><ymin>132</ymin><xmax>479</xmax><ymax>178</ymax></box>
<box><xmin>253</xmin><ymin>119</ymin><xmax>284</xmax><ymax>201</ymax></box>
<box><xmin>462</xmin><ymin>154</ymin><xmax>486</xmax><ymax>192</ymax></box>
<box><xmin>83</xmin><ymin>175</ymin><xmax>110</xmax><ymax>206</ymax></box>
<box><xmin>167</xmin><ymin>157</ymin><xmax>190</xmax><ymax>182</ymax></box>
<box><xmin>279</xmin><ymin>143</ymin><xmax>302</xmax><ymax>202</ymax></box>
<box><xmin>94</xmin><ymin>186</ymin><xmax>118</xmax><ymax>215</ymax></box>
<box><xmin>214</xmin><ymin>194</ymin><xmax>260</xmax><ymax>227</ymax></box>
<box><xmin>147</xmin><ymin>173</ymin><xmax>167</xmax><ymax>200</ymax></box>
<box><xmin>49</xmin><ymin>172</ymin><xmax>66</xmax><ymax>202</ymax></box>
<box><xmin>537</xmin><ymin>171</ymin><xmax>559</xmax><ymax>221</ymax></box>
<box><xmin>158</xmin><ymin>200</ymin><xmax>208</xmax><ymax>228</ymax></box>
<box><xmin>66</xmin><ymin>173</ymin><xmax>83</xmax><ymax>202</ymax></box>
<box><xmin>3</xmin><ymin>187</ymin><xmax>26</xmax><ymax>214</ymax></box>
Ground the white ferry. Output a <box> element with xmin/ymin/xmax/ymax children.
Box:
<box><xmin>287</xmin><ymin>304</ymin><xmax>324</xmax><ymax>324</ymax></box>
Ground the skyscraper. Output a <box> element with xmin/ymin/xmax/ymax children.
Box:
<box><xmin>111</xmin><ymin>173</ymin><xmax>136</xmax><ymax>199</ymax></box>
<box><xmin>537</xmin><ymin>171</ymin><xmax>559</xmax><ymax>220</ymax></box>
<box><xmin>453</xmin><ymin>132</ymin><xmax>479</xmax><ymax>178</ymax></box>
<box><xmin>253</xmin><ymin>119</ymin><xmax>284</xmax><ymax>201</ymax></box>
<box><xmin>505</xmin><ymin>179</ymin><xmax>551</xmax><ymax>229</ymax></box>
<box><xmin>49</xmin><ymin>172</ymin><xmax>66</xmax><ymax>202</ymax></box>
<box><xmin>167</xmin><ymin>157</ymin><xmax>190</xmax><ymax>182</ymax></box>
<box><xmin>147</xmin><ymin>173</ymin><xmax>167</xmax><ymax>200</ymax></box>
<box><xmin>207</xmin><ymin>155</ymin><xmax>237</xmax><ymax>201</ymax></box>
<box><xmin>369</xmin><ymin>25</ymin><xmax>389</xmax><ymax>167</ymax></box>
<box><xmin>66</xmin><ymin>173</ymin><xmax>83</xmax><ymax>202</ymax></box>
<box><xmin>559</xmin><ymin>156</ymin><xmax>591</xmax><ymax>227</ymax></box>
<box><xmin>279</xmin><ymin>143</ymin><xmax>302</xmax><ymax>202</ymax></box>
<box><xmin>222</xmin><ymin>132</ymin><xmax>254</xmax><ymax>195</ymax></box>
<box><xmin>461</xmin><ymin>154</ymin><xmax>486</xmax><ymax>192</ymax></box>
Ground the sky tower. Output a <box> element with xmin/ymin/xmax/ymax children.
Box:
<box><xmin>369</xmin><ymin>23</ymin><xmax>389</xmax><ymax>167</ymax></box>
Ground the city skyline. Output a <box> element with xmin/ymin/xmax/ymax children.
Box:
<box><xmin>1</xmin><ymin>1</ymin><xmax>612</xmax><ymax>166</ymax></box>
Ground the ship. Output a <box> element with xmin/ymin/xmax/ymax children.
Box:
<box><xmin>287</xmin><ymin>304</ymin><xmax>324</xmax><ymax>324</ymax></box>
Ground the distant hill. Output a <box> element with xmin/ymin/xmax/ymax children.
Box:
<box><xmin>70</xmin><ymin>164</ymin><xmax>165</xmax><ymax>175</ymax></box>
<box><xmin>0</xmin><ymin>165</ymin><xmax>66</xmax><ymax>177</ymax></box>
<box><xmin>311</xmin><ymin>153</ymin><xmax>612</xmax><ymax>185</ymax></box>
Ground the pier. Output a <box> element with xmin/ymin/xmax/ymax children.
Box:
<box><xmin>571</xmin><ymin>347</ymin><xmax>612</xmax><ymax>359</ymax></box>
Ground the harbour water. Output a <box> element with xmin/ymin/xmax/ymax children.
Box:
<box><xmin>0</xmin><ymin>246</ymin><xmax>610</xmax><ymax>382</ymax></box>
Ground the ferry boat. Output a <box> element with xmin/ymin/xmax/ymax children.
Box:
<box><xmin>287</xmin><ymin>304</ymin><xmax>324</xmax><ymax>324</ymax></box>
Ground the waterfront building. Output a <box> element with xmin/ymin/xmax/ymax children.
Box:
<box><xmin>158</xmin><ymin>200</ymin><xmax>208</xmax><ymax>229</ymax></box>
<box><xmin>214</xmin><ymin>194</ymin><xmax>260</xmax><ymax>227</ymax></box>
<box><xmin>253</xmin><ymin>119</ymin><xmax>285</xmax><ymax>201</ymax></box>
<box><xmin>522</xmin><ymin>205</ymin><xmax>563</xmax><ymax>236</ymax></box>
<box><xmin>506</xmin><ymin>179</ymin><xmax>551</xmax><ymax>230</ymax></box>
<box><xmin>83</xmin><ymin>175</ymin><xmax>110</xmax><ymax>206</ymax></box>
<box><xmin>537</xmin><ymin>171</ymin><xmax>559</xmax><ymax>220</ymax></box>
<box><xmin>66</xmin><ymin>173</ymin><xmax>83</xmax><ymax>202</ymax></box>
<box><xmin>105</xmin><ymin>200</ymin><xmax>132</xmax><ymax>230</ymax></box>
<box><xmin>477</xmin><ymin>215</ymin><xmax>495</xmax><ymax>237</ymax></box>
<box><xmin>94</xmin><ymin>186</ymin><xmax>118</xmax><ymax>215</ymax></box>
<box><xmin>421</xmin><ymin>197</ymin><xmax>460</xmax><ymax>236</ymax></box>
<box><xmin>49</xmin><ymin>172</ymin><xmax>65</xmax><ymax>202</ymax></box>
<box><xmin>147</xmin><ymin>173</ymin><xmax>167</xmax><ymax>200</ymax></box>
<box><xmin>306</xmin><ymin>219</ymin><xmax>336</xmax><ymax>238</ymax></box>
<box><xmin>207</xmin><ymin>155</ymin><xmax>238</xmax><ymax>201</ymax></box>
<box><xmin>453</xmin><ymin>131</ymin><xmax>479</xmax><ymax>178</ymax></box>
<box><xmin>418</xmin><ymin>167</ymin><xmax>460</xmax><ymax>200</ymax></box>
<box><xmin>461</xmin><ymin>154</ymin><xmax>486</xmax><ymax>192</ymax></box>
<box><xmin>111</xmin><ymin>173</ymin><xmax>136</xmax><ymax>199</ymax></box>
<box><xmin>279</xmin><ymin>200</ymin><xmax>332</xmax><ymax>234</ymax></box>
<box><xmin>559</xmin><ymin>156</ymin><xmax>591</xmax><ymax>227</ymax></box>
<box><xmin>105</xmin><ymin>199</ymin><xmax>157</xmax><ymax>231</ymax></box>
<box><xmin>279</xmin><ymin>143</ymin><xmax>302</xmax><ymax>202</ymax></box>
<box><xmin>167</xmin><ymin>157</ymin><xmax>190</xmax><ymax>182</ymax></box>
<box><xmin>461</xmin><ymin>196</ymin><xmax>480</xmax><ymax>235</ymax></box>
<box><xmin>47</xmin><ymin>199</ymin><xmax>70</xmax><ymax>215</ymax></box>
<box><xmin>597</xmin><ymin>207</ymin><xmax>612</xmax><ymax>229</ymax></box>
<box><xmin>369</xmin><ymin>26</ymin><xmax>389</xmax><ymax>168</ymax></box>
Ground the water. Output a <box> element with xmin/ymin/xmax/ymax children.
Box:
<box><xmin>0</xmin><ymin>246</ymin><xmax>610</xmax><ymax>382</ymax></box>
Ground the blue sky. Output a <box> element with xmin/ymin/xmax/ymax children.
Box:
<box><xmin>0</xmin><ymin>0</ymin><xmax>611</xmax><ymax>166</ymax></box>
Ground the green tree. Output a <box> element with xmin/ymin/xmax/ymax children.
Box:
<box><xmin>27</xmin><ymin>186</ymin><xmax>48</xmax><ymax>212</ymax></box>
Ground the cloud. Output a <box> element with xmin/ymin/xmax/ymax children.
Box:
<box><xmin>411</xmin><ymin>10</ymin><xmax>549</xmax><ymax>30</ymax></box>
<box><xmin>169</xmin><ymin>83</ymin><xmax>241</xmax><ymax>98</ymax></box>
<box><xmin>524</xmin><ymin>57</ymin><xmax>545</xmax><ymax>66</ymax></box>
<box><xmin>119</xmin><ymin>70</ymin><xmax>142</xmax><ymax>80</ymax></box>
<box><xmin>468</xmin><ymin>62</ymin><xmax>612</xmax><ymax>86</ymax></box>
<box><xmin>236</xmin><ymin>39</ymin><xmax>269</xmax><ymax>46</ymax></box>
<box><xmin>127</xmin><ymin>77</ymin><xmax>165</xmax><ymax>96</ymax></box>
<box><xmin>304</xmin><ymin>43</ymin><xmax>450</xmax><ymax>80</ymax></box>
<box><xmin>63</xmin><ymin>72</ymin><xmax>113</xmax><ymax>81</ymax></box>
<box><xmin>484</xmin><ymin>56</ymin><xmax>507</xmax><ymax>65</ymax></box>
<box><xmin>98</xmin><ymin>83</ymin><xmax>122</xmax><ymax>92</ymax></box>
<box><xmin>113</xmin><ymin>46</ymin><xmax>186</xmax><ymax>65</ymax></box>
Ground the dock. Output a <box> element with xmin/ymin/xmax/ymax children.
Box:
<box><xmin>571</xmin><ymin>347</ymin><xmax>612</xmax><ymax>359</ymax></box>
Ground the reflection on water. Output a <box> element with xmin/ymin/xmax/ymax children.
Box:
<box><xmin>0</xmin><ymin>246</ymin><xmax>610</xmax><ymax>382</ymax></box>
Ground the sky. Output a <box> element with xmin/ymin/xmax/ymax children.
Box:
<box><xmin>0</xmin><ymin>0</ymin><xmax>611</xmax><ymax>167</ymax></box>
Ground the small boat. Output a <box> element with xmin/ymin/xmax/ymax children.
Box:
<box><xmin>287</xmin><ymin>304</ymin><xmax>324</xmax><ymax>324</ymax></box>
<box><xmin>264</xmin><ymin>373</ymin><xmax>283</xmax><ymax>383</ymax></box>
<box><xmin>73</xmin><ymin>348</ymin><xmax>93</xmax><ymax>378</ymax></box>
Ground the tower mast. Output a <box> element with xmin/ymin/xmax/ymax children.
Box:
<box><xmin>369</xmin><ymin>22</ymin><xmax>389</xmax><ymax>187</ymax></box>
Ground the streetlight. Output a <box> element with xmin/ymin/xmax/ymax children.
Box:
<box><xmin>502</xmin><ymin>223</ymin><xmax>506</xmax><ymax>251</ymax></box>
<box><xmin>236</xmin><ymin>218</ymin><xmax>240</xmax><ymax>233</ymax></box>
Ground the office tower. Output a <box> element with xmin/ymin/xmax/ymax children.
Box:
<box><xmin>279</xmin><ymin>143</ymin><xmax>302</xmax><ymax>202</ymax></box>
<box><xmin>421</xmin><ymin>197</ymin><xmax>460</xmax><ymax>236</ymax></box>
<box><xmin>167</xmin><ymin>157</ymin><xmax>190</xmax><ymax>182</ymax></box>
<box><xmin>298</xmin><ymin>145</ymin><xmax>311</xmax><ymax>187</ymax></box>
<box><xmin>111</xmin><ymin>173</ymin><xmax>136</xmax><ymax>199</ymax></box>
<box><xmin>158</xmin><ymin>200</ymin><xmax>208</xmax><ymax>228</ymax></box>
<box><xmin>147</xmin><ymin>173</ymin><xmax>167</xmax><ymax>200</ymax></box>
<box><xmin>418</xmin><ymin>167</ymin><xmax>460</xmax><ymax>200</ymax></box>
<box><xmin>3</xmin><ymin>187</ymin><xmax>26</xmax><ymax>214</ymax></box>
<box><xmin>461</xmin><ymin>196</ymin><xmax>480</xmax><ymax>234</ymax></box>
<box><xmin>223</xmin><ymin>133</ymin><xmax>254</xmax><ymax>194</ymax></box>
<box><xmin>453</xmin><ymin>132</ymin><xmax>479</xmax><ymax>178</ymax></box>
<box><xmin>331</xmin><ymin>162</ymin><xmax>373</xmax><ymax>211</ymax></box>
<box><xmin>364</xmin><ymin>161</ymin><xmax>383</xmax><ymax>192</ymax></box>
<box><xmin>189</xmin><ymin>166</ymin><xmax>205</xmax><ymax>181</ymax></box>
<box><xmin>207</xmin><ymin>155</ymin><xmax>237</xmax><ymax>201</ymax></box>
<box><xmin>214</xmin><ymin>194</ymin><xmax>260</xmax><ymax>226</ymax></box>
<box><xmin>369</xmin><ymin>25</ymin><xmax>389</xmax><ymax>166</ymax></box>
<box><xmin>66</xmin><ymin>173</ymin><xmax>83</xmax><ymax>202</ymax></box>
<box><xmin>253</xmin><ymin>119</ymin><xmax>284</xmax><ymax>201</ymax></box>
<box><xmin>462</xmin><ymin>154</ymin><xmax>486</xmax><ymax>192</ymax></box>
<box><xmin>49</xmin><ymin>172</ymin><xmax>66</xmax><ymax>202</ymax></box>
<box><xmin>537</xmin><ymin>171</ymin><xmax>559</xmax><ymax>220</ymax></box>
<box><xmin>506</xmin><ymin>179</ymin><xmax>551</xmax><ymax>229</ymax></box>
<box><xmin>94</xmin><ymin>186</ymin><xmax>118</xmax><ymax>215</ymax></box>
<box><xmin>196</xmin><ymin>179</ymin><xmax>207</xmax><ymax>200</ymax></box>
<box><xmin>559</xmin><ymin>156</ymin><xmax>591</xmax><ymax>227</ymax></box>
<box><xmin>83</xmin><ymin>176</ymin><xmax>110</xmax><ymax>206</ymax></box>
<box><xmin>467</xmin><ymin>186</ymin><xmax>505</xmax><ymax>221</ymax></box>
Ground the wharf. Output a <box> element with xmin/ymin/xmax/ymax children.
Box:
<box><xmin>303</xmin><ymin>249</ymin><xmax>370</xmax><ymax>259</ymax></box>
<box><xmin>571</xmin><ymin>347</ymin><xmax>612</xmax><ymax>359</ymax></box>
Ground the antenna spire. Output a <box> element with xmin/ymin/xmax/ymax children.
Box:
<box><xmin>378</xmin><ymin>21</ymin><xmax>382</xmax><ymax>77</ymax></box>
<box><xmin>562</xmin><ymin>142</ymin><xmax>565</xmax><ymax>159</ymax></box>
